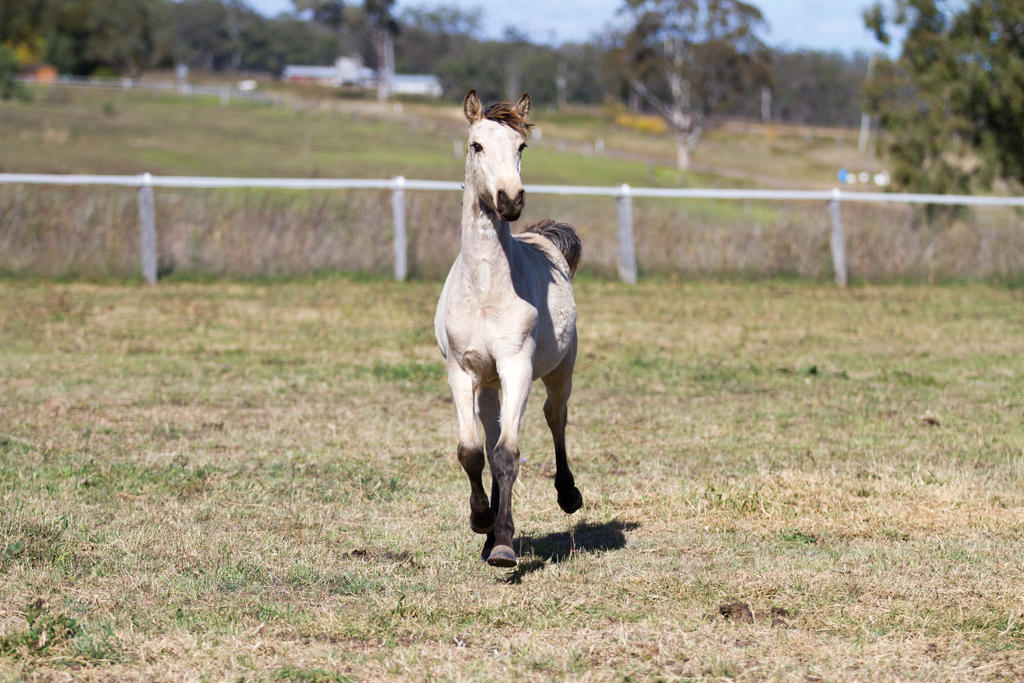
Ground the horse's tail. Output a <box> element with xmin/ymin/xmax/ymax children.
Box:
<box><xmin>524</xmin><ymin>219</ymin><xmax>581</xmax><ymax>278</ymax></box>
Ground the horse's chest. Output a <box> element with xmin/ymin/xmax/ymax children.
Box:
<box><xmin>447</xmin><ymin>305</ymin><xmax>533</xmax><ymax>383</ymax></box>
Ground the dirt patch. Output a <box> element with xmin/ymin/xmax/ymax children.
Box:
<box><xmin>718</xmin><ymin>602</ymin><xmax>754</xmax><ymax>623</ymax></box>
<box><xmin>710</xmin><ymin>603</ymin><xmax>795</xmax><ymax>627</ymax></box>
<box><xmin>347</xmin><ymin>548</ymin><xmax>417</xmax><ymax>567</ymax></box>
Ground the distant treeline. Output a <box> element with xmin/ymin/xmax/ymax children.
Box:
<box><xmin>0</xmin><ymin>0</ymin><xmax>342</xmax><ymax>78</ymax></box>
<box><xmin>0</xmin><ymin>0</ymin><xmax>870</xmax><ymax>126</ymax></box>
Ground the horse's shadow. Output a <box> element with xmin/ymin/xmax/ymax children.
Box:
<box><xmin>501</xmin><ymin>519</ymin><xmax>640</xmax><ymax>584</ymax></box>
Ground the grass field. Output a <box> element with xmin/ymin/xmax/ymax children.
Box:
<box><xmin>2</xmin><ymin>277</ymin><xmax>1023</xmax><ymax>679</ymax></box>
<box><xmin>5</xmin><ymin>87</ymin><xmax>1024</xmax><ymax>283</ymax></box>
<box><xmin>0</xmin><ymin>85</ymin><xmax>862</xmax><ymax>188</ymax></box>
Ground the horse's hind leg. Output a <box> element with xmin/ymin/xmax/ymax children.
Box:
<box><xmin>543</xmin><ymin>337</ymin><xmax>582</xmax><ymax>514</ymax></box>
<box><xmin>448</xmin><ymin>363</ymin><xmax>492</xmax><ymax>534</ymax></box>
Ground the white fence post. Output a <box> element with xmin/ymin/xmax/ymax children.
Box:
<box><xmin>392</xmin><ymin>175</ymin><xmax>408</xmax><ymax>281</ymax></box>
<box><xmin>828</xmin><ymin>187</ymin><xmax>848</xmax><ymax>287</ymax></box>
<box><xmin>617</xmin><ymin>183</ymin><xmax>638</xmax><ymax>284</ymax></box>
<box><xmin>137</xmin><ymin>173</ymin><xmax>158</xmax><ymax>284</ymax></box>
<box><xmin>5</xmin><ymin>172</ymin><xmax>1024</xmax><ymax>284</ymax></box>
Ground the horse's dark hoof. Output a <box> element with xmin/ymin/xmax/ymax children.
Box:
<box><xmin>469</xmin><ymin>510</ymin><xmax>494</xmax><ymax>534</ymax></box>
<box><xmin>486</xmin><ymin>544</ymin><xmax>517</xmax><ymax>567</ymax></box>
<box><xmin>558</xmin><ymin>487</ymin><xmax>583</xmax><ymax>514</ymax></box>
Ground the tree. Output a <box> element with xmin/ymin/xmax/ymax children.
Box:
<box><xmin>365</xmin><ymin>0</ymin><xmax>397</xmax><ymax>101</ymax></box>
<box><xmin>0</xmin><ymin>43</ymin><xmax>24</xmax><ymax>100</ymax></box>
<box><xmin>394</xmin><ymin>5</ymin><xmax>478</xmax><ymax>76</ymax></box>
<box><xmin>290</xmin><ymin>0</ymin><xmax>348</xmax><ymax>72</ymax></box>
<box><xmin>615</xmin><ymin>0</ymin><xmax>768</xmax><ymax>169</ymax></box>
<box><xmin>171</xmin><ymin>0</ymin><xmax>243</xmax><ymax>71</ymax></box>
<box><xmin>765</xmin><ymin>50</ymin><xmax>869</xmax><ymax>127</ymax></box>
<box><xmin>433</xmin><ymin>40</ymin><xmax>508</xmax><ymax>103</ymax></box>
<box><xmin>291</xmin><ymin>0</ymin><xmax>346</xmax><ymax>32</ymax></box>
<box><xmin>2</xmin><ymin>0</ymin><xmax>169</xmax><ymax>76</ymax></box>
<box><xmin>79</xmin><ymin>0</ymin><xmax>166</xmax><ymax>75</ymax></box>
<box><xmin>864</xmin><ymin>0</ymin><xmax>1024</xmax><ymax>194</ymax></box>
<box><xmin>557</xmin><ymin>42</ymin><xmax>617</xmax><ymax>106</ymax></box>
<box><xmin>239</xmin><ymin>14</ymin><xmax>338</xmax><ymax>75</ymax></box>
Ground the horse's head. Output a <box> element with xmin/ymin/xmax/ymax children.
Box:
<box><xmin>463</xmin><ymin>89</ymin><xmax>532</xmax><ymax>222</ymax></box>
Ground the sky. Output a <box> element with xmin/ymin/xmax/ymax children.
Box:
<box><xmin>246</xmin><ymin>0</ymin><xmax>895</xmax><ymax>55</ymax></box>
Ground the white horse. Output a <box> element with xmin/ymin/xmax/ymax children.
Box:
<box><xmin>435</xmin><ymin>90</ymin><xmax>583</xmax><ymax>568</ymax></box>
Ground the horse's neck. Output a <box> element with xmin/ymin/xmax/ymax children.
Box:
<box><xmin>459</xmin><ymin>188</ymin><xmax>514</xmax><ymax>295</ymax></box>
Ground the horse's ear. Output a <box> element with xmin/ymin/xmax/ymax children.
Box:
<box><xmin>513</xmin><ymin>93</ymin><xmax>531</xmax><ymax>120</ymax></box>
<box><xmin>463</xmin><ymin>89</ymin><xmax>483</xmax><ymax>123</ymax></box>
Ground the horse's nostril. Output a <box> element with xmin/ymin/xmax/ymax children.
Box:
<box><xmin>495</xmin><ymin>189</ymin><xmax>524</xmax><ymax>219</ymax></box>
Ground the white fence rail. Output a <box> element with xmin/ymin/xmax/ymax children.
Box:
<box><xmin>2</xmin><ymin>172</ymin><xmax>1023</xmax><ymax>285</ymax></box>
<box><xmin>19</xmin><ymin>75</ymin><xmax>277</xmax><ymax>105</ymax></box>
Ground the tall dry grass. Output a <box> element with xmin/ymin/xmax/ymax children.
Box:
<box><xmin>2</xmin><ymin>185</ymin><xmax>1023</xmax><ymax>281</ymax></box>
<box><xmin>631</xmin><ymin>199</ymin><xmax>1024</xmax><ymax>281</ymax></box>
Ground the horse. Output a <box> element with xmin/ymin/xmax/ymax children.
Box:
<box><xmin>435</xmin><ymin>90</ymin><xmax>584</xmax><ymax>568</ymax></box>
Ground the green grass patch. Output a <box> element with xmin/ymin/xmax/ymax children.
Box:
<box><xmin>370</xmin><ymin>361</ymin><xmax>445</xmax><ymax>384</ymax></box>
<box><xmin>0</xmin><ymin>600</ymin><xmax>119</xmax><ymax>665</ymax></box>
<box><xmin>273</xmin><ymin>666</ymin><xmax>353</xmax><ymax>682</ymax></box>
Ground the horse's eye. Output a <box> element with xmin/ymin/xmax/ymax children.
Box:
<box><xmin>518</xmin><ymin>143</ymin><xmax>527</xmax><ymax>153</ymax></box>
<box><xmin>471</xmin><ymin>142</ymin><xmax>483</xmax><ymax>153</ymax></box>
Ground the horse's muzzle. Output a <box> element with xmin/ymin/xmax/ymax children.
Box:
<box><xmin>496</xmin><ymin>189</ymin><xmax>525</xmax><ymax>221</ymax></box>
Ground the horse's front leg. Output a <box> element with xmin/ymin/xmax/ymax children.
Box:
<box><xmin>478</xmin><ymin>386</ymin><xmax>502</xmax><ymax>562</ymax></box>
<box><xmin>486</xmin><ymin>351</ymin><xmax>534</xmax><ymax>567</ymax></box>
<box><xmin>447</xmin><ymin>362</ymin><xmax>493</xmax><ymax>534</ymax></box>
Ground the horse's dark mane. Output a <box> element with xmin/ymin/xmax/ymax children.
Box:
<box><xmin>484</xmin><ymin>102</ymin><xmax>533</xmax><ymax>137</ymax></box>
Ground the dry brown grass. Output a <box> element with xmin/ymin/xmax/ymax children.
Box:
<box><xmin>4</xmin><ymin>185</ymin><xmax>1024</xmax><ymax>282</ymax></box>
<box><xmin>1</xmin><ymin>278</ymin><xmax>1022</xmax><ymax>680</ymax></box>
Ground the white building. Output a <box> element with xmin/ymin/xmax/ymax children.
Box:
<box><xmin>282</xmin><ymin>56</ymin><xmax>441</xmax><ymax>98</ymax></box>
<box><xmin>282</xmin><ymin>64</ymin><xmax>339</xmax><ymax>86</ymax></box>
<box><xmin>334</xmin><ymin>57</ymin><xmax>375</xmax><ymax>87</ymax></box>
<box><xmin>392</xmin><ymin>74</ymin><xmax>443</xmax><ymax>98</ymax></box>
